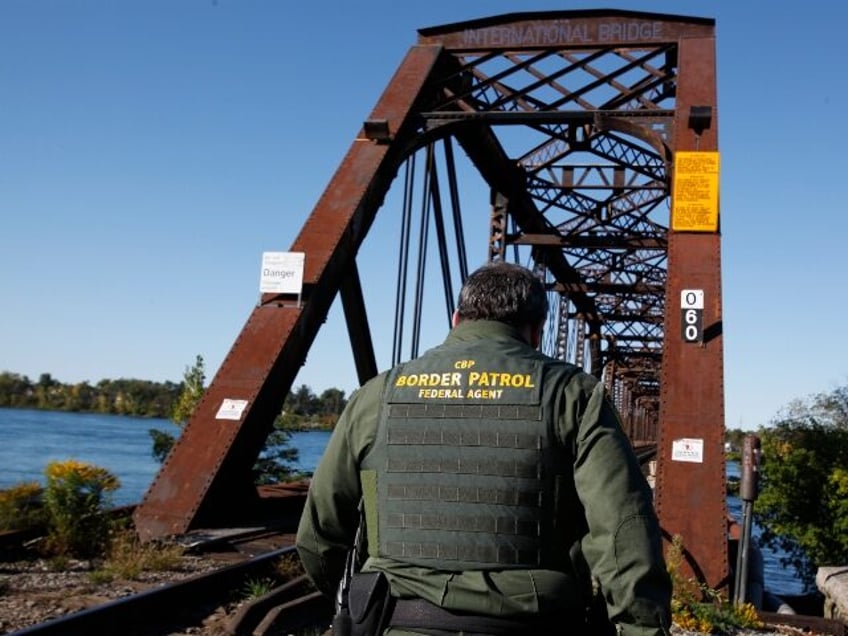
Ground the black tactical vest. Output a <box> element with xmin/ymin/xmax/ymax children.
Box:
<box><xmin>361</xmin><ymin>339</ymin><xmax>577</xmax><ymax>572</ymax></box>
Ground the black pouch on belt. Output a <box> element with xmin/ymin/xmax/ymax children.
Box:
<box><xmin>349</xmin><ymin>571</ymin><xmax>393</xmax><ymax>636</ymax></box>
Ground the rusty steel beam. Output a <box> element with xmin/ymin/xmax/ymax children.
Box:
<box><xmin>512</xmin><ymin>234</ymin><xmax>667</xmax><ymax>250</ymax></box>
<box><xmin>552</xmin><ymin>282</ymin><xmax>664</xmax><ymax>294</ymax></box>
<box><xmin>339</xmin><ymin>262</ymin><xmax>379</xmax><ymax>387</ymax></box>
<box><xmin>134</xmin><ymin>44</ymin><xmax>448</xmax><ymax>539</ymax></box>
<box><xmin>653</xmin><ymin>32</ymin><xmax>728</xmax><ymax>591</ymax></box>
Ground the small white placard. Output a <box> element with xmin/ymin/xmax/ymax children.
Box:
<box><xmin>671</xmin><ymin>437</ymin><xmax>704</xmax><ymax>463</ymax></box>
<box><xmin>259</xmin><ymin>251</ymin><xmax>305</xmax><ymax>294</ymax></box>
<box><xmin>215</xmin><ymin>398</ymin><xmax>249</xmax><ymax>421</ymax></box>
<box><xmin>681</xmin><ymin>289</ymin><xmax>704</xmax><ymax>309</ymax></box>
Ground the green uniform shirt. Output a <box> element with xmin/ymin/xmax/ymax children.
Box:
<box><xmin>296</xmin><ymin>320</ymin><xmax>671</xmax><ymax>635</ymax></box>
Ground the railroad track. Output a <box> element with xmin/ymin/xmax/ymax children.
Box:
<box><xmin>7</xmin><ymin>540</ymin><xmax>333</xmax><ymax>636</ymax></box>
<box><xmin>6</xmin><ymin>461</ymin><xmax>846</xmax><ymax>636</ymax></box>
<box><xmin>1</xmin><ymin>448</ymin><xmax>660</xmax><ymax>636</ymax></box>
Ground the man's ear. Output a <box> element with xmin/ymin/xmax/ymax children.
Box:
<box><xmin>452</xmin><ymin>311</ymin><xmax>460</xmax><ymax>328</ymax></box>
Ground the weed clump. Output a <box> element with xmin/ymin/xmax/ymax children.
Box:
<box><xmin>667</xmin><ymin>534</ymin><xmax>764</xmax><ymax>634</ymax></box>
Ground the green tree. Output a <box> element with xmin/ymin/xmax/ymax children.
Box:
<box><xmin>35</xmin><ymin>373</ymin><xmax>60</xmax><ymax>410</ymax></box>
<box><xmin>0</xmin><ymin>372</ymin><xmax>34</xmax><ymax>408</ymax></box>
<box><xmin>319</xmin><ymin>387</ymin><xmax>347</xmax><ymax>415</ymax></box>
<box><xmin>286</xmin><ymin>384</ymin><xmax>319</xmax><ymax>416</ymax></box>
<box><xmin>148</xmin><ymin>355</ymin><xmax>206</xmax><ymax>463</ymax></box>
<box><xmin>755</xmin><ymin>386</ymin><xmax>848</xmax><ymax>589</ymax></box>
<box><xmin>253</xmin><ymin>427</ymin><xmax>301</xmax><ymax>485</ymax></box>
<box><xmin>171</xmin><ymin>355</ymin><xmax>206</xmax><ymax>426</ymax></box>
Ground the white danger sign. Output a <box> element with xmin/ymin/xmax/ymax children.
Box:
<box><xmin>671</xmin><ymin>437</ymin><xmax>704</xmax><ymax>463</ymax></box>
<box><xmin>259</xmin><ymin>251</ymin><xmax>305</xmax><ymax>294</ymax></box>
<box><xmin>215</xmin><ymin>399</ymin><xmax>249</xmax><ymax>421</ymax></box>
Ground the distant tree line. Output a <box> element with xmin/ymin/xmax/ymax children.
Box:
<box><xmin>0</xmin><ymin>371</ymin><xmax>180</xmax><ymax>418</ymax></box>
<box><xmin>0</xmin><ymin>370</ymin><xmax>348</xmax><ymax>429</ymax></box>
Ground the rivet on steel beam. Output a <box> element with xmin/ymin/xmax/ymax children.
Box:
<box><xmin>688</xmin><ymin>105</ymin><xmax>712</xmax><ymax>135</ymax></box>
<box><xmin>363</xmin><ymin>119</ymin><xmax>392</xmax><ymax>142</ymax></box>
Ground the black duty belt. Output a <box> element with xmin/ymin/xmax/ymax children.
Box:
<box><xmin>388</xmin><ymin>598</ymin><xmax>576</xmax><ymax>636</ymax></box>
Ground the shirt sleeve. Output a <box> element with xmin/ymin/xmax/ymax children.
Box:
<box><xmin>565</xmin><ymin>376</ymin><xmax>672</xmax><ymax>636</ymax></box>
<box><xmin>295</xmin><ymin>377</ymin><xmax>383</xmax><ymax>597</ymax></box>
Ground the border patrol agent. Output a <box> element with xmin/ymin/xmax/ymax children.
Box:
<box><xmin>297</xmin><ymin>262</ymin><xmax>672</xmax><ymax>635</ymax></box>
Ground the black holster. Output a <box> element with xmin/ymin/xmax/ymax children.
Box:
<box><xmin>348</xmin><ymin>571</ymin><xmax>393</xmax><ymax>636</ymax></box>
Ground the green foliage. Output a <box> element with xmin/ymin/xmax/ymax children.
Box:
<box><xmin>0</xmin><ymin>482</ymin><xmax>47</xmax><ymax>531</ymax></box>
<box><xmin>756</xmin><ymin>389</ymin><xmax>848</xmax><ymax>589</ymax></box>
<box><xmin>147</xmin><ymin>355</ymin><xmax>207</xmax><ymax>462</ymax></box>
<box><xmin>149</xmin><ymin>427</ymin><xmax>177</xmax><ymax>464</ymax></box>
<box><xmin>170</xmin><ymin>354</ymin><xmax>206</xmax><ymax>427</ymax></box>
<box><xmin>42</xmin><ymin>459</ymin><xmax>120</xmax><ymax>558</ymax></box>
<box><xmin>0</xmin><ymin>370</ymin><xmax>181</xmax><ymax>417</ymax></box>
<box><xmin>286</xmin><ymin>384</ymin><xmax>320</xmax><ymax>416</ymax></box>
<box><xmin>242</xmin><ymin>576</ymin><xmax>276</xmax><ymax>599</ymax></box>
<box><xmin>253</xmin><ymin>427</ymin><xmax>302</xmax><ymax>485</ymax></box>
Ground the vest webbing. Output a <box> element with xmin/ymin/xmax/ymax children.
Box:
<box><xmin>361</xmin><ymin>341</ymin><xmax>576</xmax><ymax>571</ymax></box>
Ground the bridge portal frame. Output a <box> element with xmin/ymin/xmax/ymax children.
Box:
<box><xmin>134</xmin><ymin>8</ymin><xmax>728</xmax><ymax>592</ymax></box>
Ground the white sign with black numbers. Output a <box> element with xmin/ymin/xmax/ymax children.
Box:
<box><xmin>681</xmin><ymin>289</ymin><xmax>704</xmax><ymax>343</ymax></box>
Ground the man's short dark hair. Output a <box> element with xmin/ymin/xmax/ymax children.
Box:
<box><xmin>455</xmin><ymin>261</ymin><xmax>548</xmax><ymax>328</ymax></box>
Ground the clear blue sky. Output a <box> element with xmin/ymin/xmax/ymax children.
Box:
<box><xmin>1</xmin><ymin>1</ymin><xmax>845</xmax><ymax>431</ymax></box>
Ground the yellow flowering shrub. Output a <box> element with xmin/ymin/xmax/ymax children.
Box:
<box><xmin>42</xmin><ymin>459</ymin><xmax>120</xmax><ymax>557</ymax></box>
<box><xmin>668</xmin><ymin>534</ymin><xmax>764</xmax><ymax>634</ymax></box>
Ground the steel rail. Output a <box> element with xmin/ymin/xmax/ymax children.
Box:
<box><xmin>8</xmin><ymin>546</ymin><xmax>302</xmax><ymax>636</ymax></box>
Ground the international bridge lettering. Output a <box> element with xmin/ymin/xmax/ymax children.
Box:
<box><xmin>461</xmin><ymin>20</ymin><xmax>664</xmax><ymax>48</ymax></box>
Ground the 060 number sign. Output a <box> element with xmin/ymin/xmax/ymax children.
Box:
<box><xmin>681</xmin><ymin>289</ymin><xmax>704</xmax><ymax>343</ymax></box>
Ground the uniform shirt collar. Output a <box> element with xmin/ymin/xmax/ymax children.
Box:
<box><xmin>445</xmin><ymin>319</ymin><xmax>529</xmax><ymax>345</ymax></box>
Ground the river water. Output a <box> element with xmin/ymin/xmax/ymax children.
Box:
<box><xmin>0</xmin><ymin>407</ymin><xmax>805</xmax><ymax>597</ymax></box>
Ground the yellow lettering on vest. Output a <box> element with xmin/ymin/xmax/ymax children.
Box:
<box><xmin>465</xmin><ymin>388</ymin><xmax>504</xmax><ymax>399</ymax></box>
<box><xmin>419</xmin><ymin>388</ymin><xmax>463</xmax><ymax>399</ymax></box>
<box><xmin>465</xmin><ymin>371</ymin><xmax>537</xmax><ymax>388</ymax></box>
<box><xmin>395</xmin><ymin>375</ymin><xmax>407</xmax><ymax>386</ymax></box>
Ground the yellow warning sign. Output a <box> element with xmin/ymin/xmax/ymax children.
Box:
<box><xmin>671</xmin><ymin>151</ymin><xmax>720</xmax><ymax>232</ymax></box>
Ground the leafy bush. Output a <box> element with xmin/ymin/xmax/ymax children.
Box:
<box><xmin>667</xmin><ymin>535</ymin><xmax>763</xmax><ymax>634</ymax></box>
<box><xmin>756</xmin><ymin>395</ymin><xmax>848</xmax><ymax>588</ymax></box>
<box><xmin>42</xmin><ymin>459</ymin><xmax>119</xmax><ymax>557</ymax></box>
<box><xmin>0</xmin><ymin>482</ymin><xmax>47</xmax><ymax>531</ymax></box>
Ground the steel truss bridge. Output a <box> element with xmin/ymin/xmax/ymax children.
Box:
<box><xmin>135</xmin><ymin>9</ymin><xmax>729</xmax><ymax>591</ymax></box>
